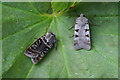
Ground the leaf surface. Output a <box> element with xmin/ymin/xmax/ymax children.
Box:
<box><xmin>2</xmin><ymin>2</ymin><xmax>118</xmax><ymax>78</ymax></box>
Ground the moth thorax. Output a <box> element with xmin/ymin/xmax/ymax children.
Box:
<box><xmin>83</xmin><ymin>18</ymin><xmax>88</xmax><ymax>22</ymax></box>
<box><xmin>45</xmin><ymin>32</ymin><xmax>56</xmax><ymax>45</ymax></box>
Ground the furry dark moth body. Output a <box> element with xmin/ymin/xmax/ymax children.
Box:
<box><xmin>74</xmin><ymin>14</ymin><xmax>91</xmax><ymax>50</ymax></box>
<box><xmin>24</xmin><ymin>32</ymin><xmax>57</xmax><ymax>64</ymax></box>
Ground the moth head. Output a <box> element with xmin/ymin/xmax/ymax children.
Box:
<box><xmin>80</xmin><ymin>14</ymin><xmax>85</xmax><ymax>17</ymax></box>
<box><xmin>45</xmin><ymin>32</ymin><xmax>56</xmax><ymax>45</ymax></box>
<box><xmin>46</xmin><ymin>32</ymin><xmax>52</xmax><ymax>38</ymax></box>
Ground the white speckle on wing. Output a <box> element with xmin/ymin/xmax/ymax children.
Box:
<box><xmin>74</xmin><ymin>31</ymin><xmax>79</xmax><ymax>35</ymax></box>
<box><xmin>85</xmin><ymin>31</ymin><xmax>89</xmax><ymax>35</ymax></box>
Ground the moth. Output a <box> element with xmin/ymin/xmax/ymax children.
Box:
<box><xmin>70</xmin><ymin>14</ymin><xmax>91</xmax><ymax>50</ymax></box>
<box><xmin>24</xmin><ymin>32</ymin><xmax>57</xmax><ymax>64</ymax></box>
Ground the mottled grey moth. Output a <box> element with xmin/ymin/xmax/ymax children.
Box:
<box><xmin>73</xmin><ymin>14</ymin><xmax>91</xmax><ymax>50</ymax></box>
<box><xmin>24</xmin><ymin>32</ymin><xmax>57</xmax><ymax>64</ymax></box>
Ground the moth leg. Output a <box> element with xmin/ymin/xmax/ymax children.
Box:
<box><xmin>88</xmin><ymin>20</ymin><xmax>98</xmax><ymax>26</ymax></box>
<box><xmin>87</xmin><ymin>15</ymin><xmax>96</xmax><ymax>19</ymax></box>
<box><xmin>74</xmin><ymin>8</ymin><xmax>79</xmax><ymax>17</ymax></box>
<box><xmin>68</xmin><ymin>25</ymin><xmax>74</xmax><ymax>30</ymax></box>
<box><xmin>54</xmin><ymin>39</ymin><xmax>59</xmax><ymax>50</ymax></box>
<box><xmin>69</xmin><ymin>34</ymin><xmax>74</xmax><ymax>38</ymax></box>
<box><xmin>54</xmin><ymin>43</ymin><xmax>57</xmax><ymax>50</ymax></box>
<box><xmin>67</xmin><ymin>12</ymin><xmax>72</xmax><ymax>18</ymax></box>
<box><xmin>87</xmin><ymin>15</ymin><xmax>99</xmax><ymax>26</ymax></box>
<box><xmin>69</xmin><ymin>18</ymin><xmax>76</xmax><ymax>30</ymax></box>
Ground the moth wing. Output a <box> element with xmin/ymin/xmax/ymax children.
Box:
<box><xmin>24</xmin><ymin>50</ymin><xmax>31</xmax><ymax>57</ymax></box>
<box><xmin>31</xmin><ymin>52</ymin><xmax>45</xmax><ymax>64</ymax></box>
<box><xmin>74</xmin><ymin>23</ymin><xmax>91</xmax><ymax>50</ymax></box>
<box><xmin>24</xmin><ymin>49</ymin><xmax>38</xmax><ymax>58</ymax></box>
<box><xmin>31</xmin><ymin>57</ymin><xmax>42</xmax><ymax>64</ymax></box>
<box><xmin>79</xmin><ymin>23</ymin><xmax>91</xmax><ymax>50</ymax></box>
<box><xmin>74</xmin><ymin>23</ymin><xmax>81</xmax><ymax>50</ymax></box>
<box><xmin>24</xmin><ymin>38</ymin><xmax>42</xmax><ymax>58</ymax></box>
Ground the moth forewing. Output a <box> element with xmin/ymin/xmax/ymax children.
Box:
<box><xmin>74</xmin><ymin>14</ymin><xmax>91</xmax><ymax>50</ymax></box>
<box><xmin>24</xmin><ymin>32</ymin><xmax>57</xmax><ymax>64</ymax></box>
<box><xmin>24</xmin><ymin>38</ymin><xmax>42</xmax><ymax>58</ymax></box>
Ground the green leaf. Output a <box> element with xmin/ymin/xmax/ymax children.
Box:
<box><xmin>51</xmin><ymin>2</ymin><xmax>73</xmax><ymax>12</ymax></box>
<box><xmin>2</xmin><ymin>2</ymin><xmax>118</xmax><ymax>78</ymax></box>
<box><xmin>51</xmin><ymin>2</ymin><xmax>78</xmax><ymax>13</ymax></box>
<box><xmin>0</xmin><ymin>3</ymin><xmax>2</xmax><ymax>80</ymax></box>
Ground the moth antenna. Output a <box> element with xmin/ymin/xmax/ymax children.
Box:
<box><xmin>46</xmin><ymin>3</ymin><xmax>51</xmax><ymax>13</ymax></box>
<box><xmin>74</xmin><ymin>8</ymin><xmax>79</xmax><ymax>17</ymax></box>
<box><xmin>47</xmin><ymin>24</ymin><xmax>50</xmax><ymax>33</ymax></box>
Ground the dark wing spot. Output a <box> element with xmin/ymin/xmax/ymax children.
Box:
<box><xmin>75</xmin><ymin>35</ymin><xmax>79</xmax><ymax>37</ymax></box>
<box><xmin>35</xmin><ymin>41</ymin><xmax>38</xmax><ymax>45</ymax></box>
<box><xmin>47</xmin><ymin>42</ymin><xmax>50</xmax><ymax>45</ymax></box>
<box><xmin>33</xmin><ymin>58</ymin><xmax>36</xmax><ymax>60</ymax></box>
<box><xmin>37</xmin><ymin>57</ymin><xmax>39</xmax><ymax>60</ymax></box>
<box><xmin>85</xmin><ymin>29</ymin><xmax>89</xmax><ymax>32</ymax></box>
<box><xmin>39</xmin><ymin>55</ymin><xmax>41</xmax><ymax>57</ymax></box>
<box><xmin>51</xmin><ymin>33</ymin><xmax>56</xmax><ymax>36</ymax></box>
<box><xmin>43</xmin><ymin>37</ymin><xmax>47</xmax><ymax>42</ymax></box>
<box><xmin>83</xmin><ymin>14</ymin><xmax>85</xmax><ymax>17</ymax></box>
<box><xmin>39</xmin><ymin>53</ymin><xmax>42</xmax><ymax>57</ymax></box>
<box><xmin>75</xmin><ymin>29</ymin><xmax>79</xmax><ymax>32</ymax></box>
<box><xmin>74</xmin><ymin>43</ymin><xmax>78</xmax><ymax>45</ymax></box>
<box><xmin>27</xmin><ymin>52</ymin><xmax>31</xmax><ymax>54</ymax></box>
<box><xmin>86</xmin><ymin>35</ymin><xmax>89</xmax><ymax>37</ymax></box>
<box><xmin>32</xmin><ymin>45</ymin><xmax>37</xmax><ymax>49</ymax></box>
<box><xmin>75</xmin><ymin>22</ymin><xmax>78</xmax><ymax>24</ymax></box>
<box><xmin>42</xmin><ymin>52</ymin><xmax>45</xmax><ymax>55</ymax></box>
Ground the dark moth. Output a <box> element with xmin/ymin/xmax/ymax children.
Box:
<box><xmin>24</xmin><ymin>32</ymin><xmax>57</xmax><ymax>64</ymax></box>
